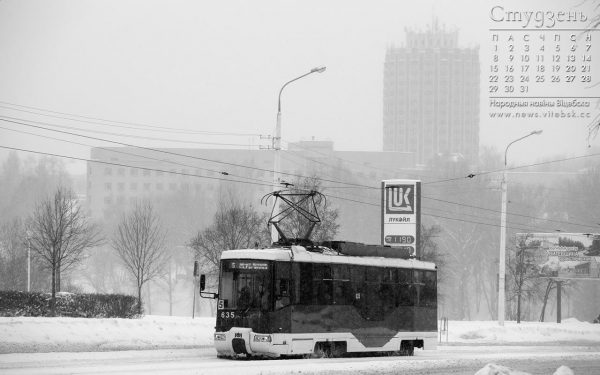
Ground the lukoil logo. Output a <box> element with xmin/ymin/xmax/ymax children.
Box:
<box><xmin>386</xmin><ymin>185</ymin><xmax>414</xmax><ymax>214</ymax></box>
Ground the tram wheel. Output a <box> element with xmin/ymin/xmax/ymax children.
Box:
<box><xmin>399</xmin><ymin>341</ymin><xmax>414</xmax><ymax>356</ymax></box>
<box><xmin>313</xmin><ymin>342</ymin><xmax>332</xmax><ymax>358</ymax></box>
<box><xmin>312</xmin><ymin>341</ymin><xmax>347</xmax><ymax>358</ymax></box>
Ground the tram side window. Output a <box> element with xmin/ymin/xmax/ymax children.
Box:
<box><xmin>365</xmin><ymin>266</ymin><xmax>381</xmax><ymax>283</ymax></box>
<box><xmin>364</xmin><ymin>266</ymin><xmax>385</xmax><ymax>320</ymax></box>
<box><xmin>275</xmin><ymin>262</ymin><xmax>292</xmax><ymax>309</ymax></box>
<box><xmin>421</xmin><ymin>270</ymin><xmax>437</xmax><ymax>307</ymax></box>
<box><xmin>296</xmin><ymin>263</ymin><xmax>331</xmax><ymax>305</ymax></box>
<box><xmin>332</xmin><ymin>264</ymin><xmax>353</xmax><ymax>305</ymax></box>
<box><xmin>412</xmin><ymin>270</ymin><xmax>424</xmax><ymax>307</ymax></box>
<box><xmin>296</xmin><ymin>263</ymin><xmax>355</xmax><ymax>306</ymax></box>
<box><xmin>350</xmin><ymin>265</ymin><xmax>365</xmax><ymax>284</ymax></box>
<box><xmin>382</xmin><ymin>268</ymin><xmax>396</xmax><ymax>284</ymax></box>
<box><xmin>296</xmin><ymin>263</ymin><xmax>314</xmax><ymax>305</ymax></box>
<box><xmin>380</xmin><ymin>268</ymin><xmax>396</xmax><ymax>313</ymax></box>
<box><xmin>396</xmin><ymin>269</ymin><xmax>412</xmax><ymax>306</ymax></box>
<box><xmin>314</xmin><ymin>264</ymin><xmax>333</xmax><ymax>305</ymax></box>
<box><xmin>398</xmin><ymin>269</ymin><xmax>411</xmax><ymax>284</ymax></box>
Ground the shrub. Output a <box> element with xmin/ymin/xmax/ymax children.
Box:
<box><xmin>0</xmin><ymin>291</ymin><xmax>140</xmax><ymax>318</ymax></box>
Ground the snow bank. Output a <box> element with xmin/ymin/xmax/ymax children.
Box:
<box><xmin>446</xmin><ymin>319</ymin><xmax>600</xmax><ymax>345</ymax></box>
<box><xmin>474</xmin><ymin>363</ymin><xmax>574</xmax><ymax>375</ymax></box>
<box><xmin>474</xmin><ymin>363</ymin><xmax>531</xmax><ymax>375</ymax></box>
<box><xmin>553</xmin><ymin>366</ymin><xmax>575</xmax><ymax>375</ymax></box>
<box><xmin>0</xmin><ymin>315</ymin><xmax>214</xmax><ymax>353</ymax></box>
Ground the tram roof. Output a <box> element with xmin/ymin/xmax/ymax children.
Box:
<box><xmin>220</xmin><ymin>246</ymin><xmax>436</xmax><ymax>270</ymax></box>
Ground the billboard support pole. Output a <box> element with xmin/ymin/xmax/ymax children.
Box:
<box><xmin>556</xmin><ymin>280</ymin><xmax>562</xmax><ymax>324</ymax></box>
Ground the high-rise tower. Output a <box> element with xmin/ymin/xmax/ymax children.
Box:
<box><xmin>383</xmin><ymin>23</ymin><xmax>479</xmax><ymax>166</ymax></box>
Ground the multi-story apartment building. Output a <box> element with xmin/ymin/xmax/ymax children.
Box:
<box><xmin>383</xmin><ymin>23</ymin><xmax>480</xmax><ymax>166</ymax></box>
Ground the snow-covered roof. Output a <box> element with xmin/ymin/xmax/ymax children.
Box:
<box><xmin>221</xmin><ymin>246</ymin><xmax>436</xmax><ymax>270</ymax></box>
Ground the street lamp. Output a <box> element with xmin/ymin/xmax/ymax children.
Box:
<box><xmin>498</xmin><ymin>129</ymin><xmax>542</xmax><ymax>326</ymax></box>
<box><xmin>271</xmin><ymin>66</ymin><xmax>326</xmax><ymax>244</ymax></box>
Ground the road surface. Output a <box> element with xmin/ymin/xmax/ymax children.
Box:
<box><xmin>1</xmin><ymin>345</ymin><xmax>599</xmax><ymax>375</ymax></box>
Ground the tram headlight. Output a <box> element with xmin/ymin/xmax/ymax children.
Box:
<box><xmin>253</xmin><ymin>334</ymin><xmax>272</xmax><ymax>343</ymax></box>
<box><xmin>214</xmin><ymin>333</ymin><xmax>227</xmax><ymax>341</ymax></box>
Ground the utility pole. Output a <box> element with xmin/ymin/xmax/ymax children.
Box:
<box><xmin>192</xmin><ymin>260</ymin><xmax>199</xmax><ymax>318</ymax></box>
<box><xmin>556</xmin><ymin>280</ymin><xmax>562</xmax><ymax>323</ymax></box>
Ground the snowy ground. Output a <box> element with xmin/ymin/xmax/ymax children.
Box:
<box><xmin>0</xmin><ymin>315</ymin><xmax>215</xmax><ymax>353</ymax></box>
<box><xmin>2</xmin><ymin>346</ymin><xmax>599</xmax><ymax>375</ymax></box>
<box><xmin>2</xmin><ymin>315</ymin><xmax>600</xmax><ymax>353</ymax></box>
<box><xmin>443</xmin><ymin>318</ymin><xmax>600</xmax><ymax>346</ymax></box>
<box><xmin>1</xmin><ymin>316</ymin><xmax>599</xmax><ymax>374</ymax></box>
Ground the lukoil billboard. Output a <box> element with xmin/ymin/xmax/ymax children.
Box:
<box><xmin>381</xmin><ymin>179</ymin><xmax>421</xmax><ymax>257</ymax></box>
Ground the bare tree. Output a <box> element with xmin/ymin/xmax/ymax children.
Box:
<box><xmin>420</xmin><ymin>225</ymin><xmax>447</xmax><ymax>306</ymax></box>
<box><xmin>188</xmin><ymin>196</ymin><xmax>269</xmax><ymax>279</ymax></box>
<box><xmin>28</xmin><ymin>187</ymin><xmax>102</xmax><ymax>314</ymax></box>
<box><xmin>508</xmin><ymin>235</ymin><xmax>542</xmax><ymax>323</ymax></box>
<box><xmin>539</xmin><ymin>279</ymin><xmax>557</xmax><ymax>322</ymax></box>
<box><xmin>112</xmin><ymin>201</ymin><xmax>168</xmax><ymax>314</ymax></box>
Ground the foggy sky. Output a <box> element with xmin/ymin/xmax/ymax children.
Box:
<box><xmin>0</xmin><ymin>0</ymin><xmax>598</xmax><ymax>174</ymax></box>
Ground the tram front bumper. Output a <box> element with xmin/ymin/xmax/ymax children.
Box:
<box><xmin>214</xmin><ymin>328</ymin><xmax>281</xmax><ymax>357</ymax></box>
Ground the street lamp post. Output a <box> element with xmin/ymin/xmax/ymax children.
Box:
<box><xmin>271</xmin><ymin>66</ymin><xmax>326</xmax><ymax>244</ymax></box>
<box><xmin>498</xmin><ymin>129</ymin><xmax>542</xmax><ymax>326</ymax></box>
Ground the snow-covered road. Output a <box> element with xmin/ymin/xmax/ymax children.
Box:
<box><xmin>2</xmin><ymin>316</ymin><xmax>600</xmax><ymax>374</ymax></box>
<box><xmin>1</xmin><ymin>345</ymin><xmax>599</xmax><ymax>375</ymax></box>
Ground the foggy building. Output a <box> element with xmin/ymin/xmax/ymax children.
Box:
<box><xmin>383</xmin><ymin>22</ymin><xmax>480</xmax><ymax>166</ymax></box>
<box><xmin>86</xmin><ymin>143</ymin><xmax>416</xmax><ymax>243</ymax></box>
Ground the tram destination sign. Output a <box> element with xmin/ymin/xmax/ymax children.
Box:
<box><xmin>516</xmin><ymin>233</ymin><xmax>600</xmax><ymax>280</ymax></box>
<box><xmin>224</xmin><ymin>260</ymin><xmax>269</xmax><ymax>271</ymax></box>
<box><xmin>381</xmin><ymin>179</ymin><xmax>421</xmax><ymax>257</ymax></box>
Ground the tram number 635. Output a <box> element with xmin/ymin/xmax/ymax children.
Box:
<box><xmin>220</xmin><ymin>311</ymin><xmax>236</xmax><ymax>319</ymax></box>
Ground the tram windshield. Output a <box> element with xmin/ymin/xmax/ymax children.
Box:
<box><xmin>219</xmin><ymin>259</ymin><xmax>272</xmax><ymax>310</ymax></box>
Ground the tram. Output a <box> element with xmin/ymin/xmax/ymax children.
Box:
<box><xmin>200</xmin><ymin>190</ymin><xmax>437</xmax><ymax>358</ymax></box>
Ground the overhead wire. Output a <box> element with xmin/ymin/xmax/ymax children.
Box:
<box><xmin>423</xmin><ymin>152</ymin><xmax>600</xmax><ymax>185</ymax></box>
<box><xmin>5</xmin><ymin>112</ymin><xmax>597</xmax><ymax>199</ymax></box>
<box><xmin>0</xmin><ymin>116</ymin><xmax>372</xmax><ymax>189</ymax></box>
<box><xmin>0</xmin><ymin>145</ymin><xmax>275</xmax><ymax>188</ymax></box>
<box><xmin>1</xmin><ymin>142</ymin><xmax>596</xmax><ymax>233</ymax></box>
<box><xmin>0</xmin><ymin>114</ymin><xmax>256</xmax><ymax>147</ymax></box>
<box><xmin>2</xmin><ymin>113</ymin><xmax>600</xmax><ymax>232</ymax></box>
<box><xmin>279</xmin><ymin>142</ymin><xmax>599</xmax><ymax>231</ymax></box>
<box><xmin>278</xmin><ymin>148</ymin><xmax>543</xmax><ymax>230</ymax></box>
<box><xmin>324</xmin><ymin>191</ymin><xmax>564</xmax><ymax>233</ymax></box>
<box><xmin>0</xmin><ymin>100</ymin><xmax>263</xmax><ymax>137</ymax></box>
<box><xmin>0</xmin><ymin>124</ymin><xmax>273</xmax><ymax>186</ymax></box>
<box><xmin>422</xmin><ymin>196</ymin><xmax>600</xmax><ymax>230</ymax></box>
